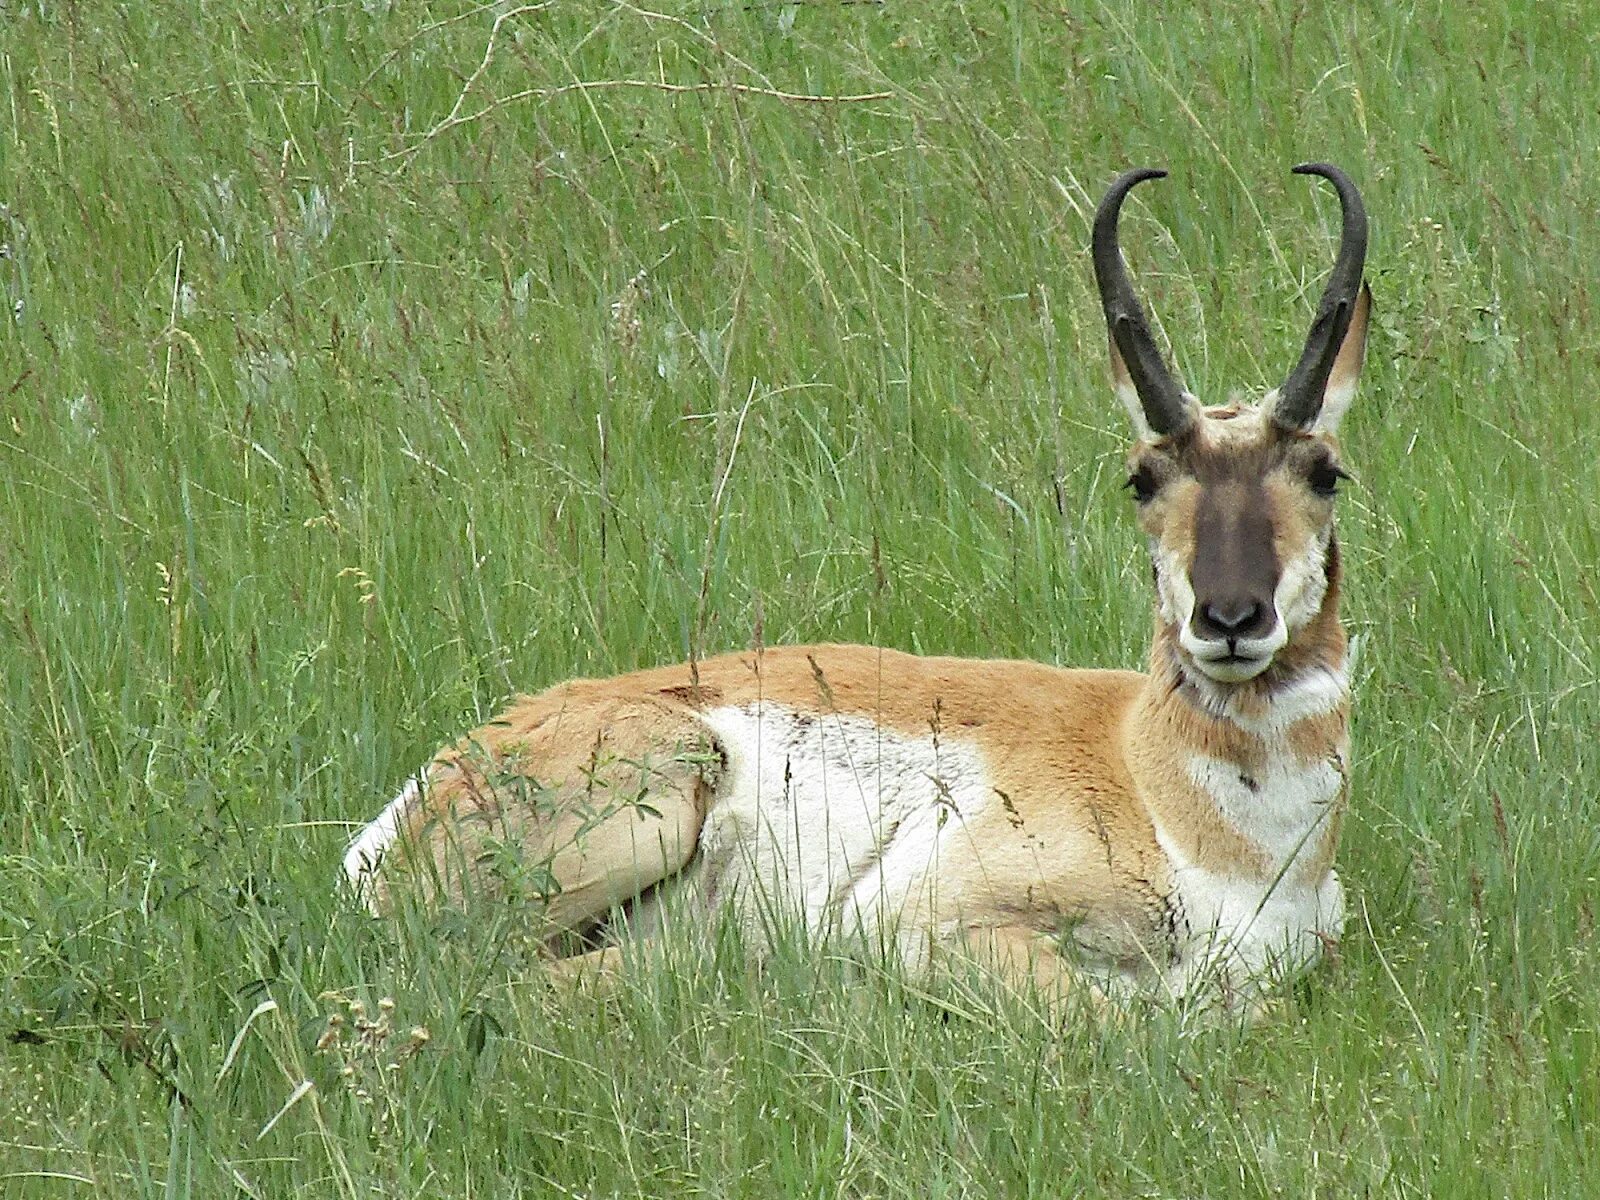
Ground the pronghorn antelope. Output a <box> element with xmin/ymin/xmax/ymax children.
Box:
<box><xmin>344</xmin><ymin>164</ymin><xmax>1372</xmax><ymax>1009</ymax></box>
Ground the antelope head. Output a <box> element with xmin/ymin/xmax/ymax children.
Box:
<box><xmin>1094</xmin><ymin>164</ymin><xmax>1371</xmax><ymax>686</ymax></box>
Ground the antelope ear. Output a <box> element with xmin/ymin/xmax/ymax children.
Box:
<box><xmin>1109</xmin><ymin>333</ymin><xmax>1156</xmax><ymax>440</ymax></box>
<box><xmin>1311</xmin><ymin>282</ymin><xmax>1371</xmax><ymax>435</ymax></box>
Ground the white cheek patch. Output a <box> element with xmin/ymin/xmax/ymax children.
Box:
<box><xmin>1273</xmin><ymin>526</ymin><xmax>1332</xmax><ymax>636</ymax></box>
<box><xmin>1149</xmin><ymin>536</ymin><xmax>1196</xmax><ymax>631</ymax></box>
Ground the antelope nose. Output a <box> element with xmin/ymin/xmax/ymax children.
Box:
<box><xmin>1195</xmin><ymin>598</ymin><xmax>1269</xmax><ymax>640</ymax></box>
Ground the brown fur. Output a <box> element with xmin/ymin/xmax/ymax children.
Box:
<box><xmin>365</xmin><ymin>628</ymin><xmax>1344</xmax><ymax>996</ymax></box>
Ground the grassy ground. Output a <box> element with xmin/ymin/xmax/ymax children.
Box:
<box><xmin>2</xmin><ymin>0</ymin><xmax>1597</xmax><ymax>1194</ymax></box>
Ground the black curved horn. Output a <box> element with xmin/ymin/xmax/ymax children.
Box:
<box><xmin>1274</xmin><ymin>163</ymin><xmax>1368</xmax><ymax>431</ymax></box>
<box><xmin>1093</xmin><ymin>168</ymin><xmax>1192</xmax><ymax>438</ymax></box>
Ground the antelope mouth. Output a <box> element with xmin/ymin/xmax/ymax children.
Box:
<box><xmin>1180</xmin><ymin>619</ymin><xmax>1289</xmax><ymax>685</ymax></box>
<box><xmin>1187</xmin><ymin>645</ymin><xmax>1274</xmax><ymax>683</ymax></box>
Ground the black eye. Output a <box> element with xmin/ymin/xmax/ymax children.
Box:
<box><xmin>1125</xmin><ymin>465</ymin><xmax>1159</xmax><ymax>504</ymax></box>
<box><xmin>1307</xmin><ymin>459</ymin><xmax>1348</xmax><ymax>497</ymax></box>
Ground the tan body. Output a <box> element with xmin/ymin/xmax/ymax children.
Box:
<box><xmin>347</xmin><ymin>615</ymin><xmax>1349</xmax><ymax>1004</ymax></box>
<box><xmin>343</xmin><ymin>163</ymin><xmax>1372</xmax><ymax>1011</ymax></box>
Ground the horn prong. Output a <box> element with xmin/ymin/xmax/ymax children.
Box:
<box><xmin>1274</xmin><ymin>163</ymin><xmax>1369</xmax><ymax>431</ymax></box>
<box><xmin>1092</xmin><ymin>168</ymin><xmax>1192</xmax><ymax>438</ymax></box>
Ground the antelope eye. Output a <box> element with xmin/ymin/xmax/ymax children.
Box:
<box><xmin>1307</xmin><ymin>459</ymin><xmax>1348</xmax><ymax>497</ymax></box>
<box><xmin>1125</xmin><ymin>464</ymin><xmax>1160</xmax><ymax>504</ymax></box>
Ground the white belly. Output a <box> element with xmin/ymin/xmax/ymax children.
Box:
<box><xmin>682</xmin><ymin>703</ymin><xmax>993</xmax><ymax>949</ymax></box>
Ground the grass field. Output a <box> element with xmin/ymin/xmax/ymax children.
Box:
<box><xmin>2</xmin><ymin>1</ymin><xmax>1597</xmax><ymax>1194</ymax></box>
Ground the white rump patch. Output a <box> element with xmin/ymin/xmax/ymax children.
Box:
<box><xmin>342</xmin><ymin>774</ymin><xmax>423</xmax><ymax>912</ymax></box>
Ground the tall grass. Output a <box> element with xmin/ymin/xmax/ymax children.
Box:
<box><xmin>1</xmin><ymin>1</ymin><xmax>1596</xmax><ymax>1194</ymax></box>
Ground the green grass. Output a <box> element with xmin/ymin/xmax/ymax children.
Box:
<box><xmin>2</xmin><ymin>0</ymin><xmax>1597</xmax><ymax>1194</ymax></box>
